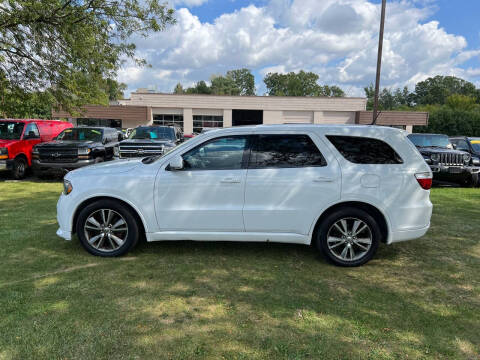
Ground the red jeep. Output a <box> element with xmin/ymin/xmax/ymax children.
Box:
<box><xmin>0</xmin><ymin>119</ymin><xmax>73</xmax><ymax>179</ymax></box>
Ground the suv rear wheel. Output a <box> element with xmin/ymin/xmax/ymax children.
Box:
<box><xmin>316</xmin><ymin>207</ymin><xmax>380</xmax><ymax>267</ymax></box>
<box><xmin>76</xmin><ymin>199</ymin><xmax>140</xmax><ymax>257</ymax></box>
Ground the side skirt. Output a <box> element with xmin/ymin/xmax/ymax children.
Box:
<box><xmin>146</xmin><ymin>231</ymin><xmax>311</xmax><ymax>245</ymax></box>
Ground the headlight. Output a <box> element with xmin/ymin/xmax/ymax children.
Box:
<box><xmin>114</xmin><ymin>146</ymin><xmax>119</xmax><ymax>157</ymax></box>
<box><xmin>430</xmin><ymin>153</ymin><xmax>440</xmax><ymax>162</ymax></box>
<box><xmin>32</xmin><ymin>146</ymin><xmax>39</xmax><ymax>154</ymax></box>
<box><xmin>463</xmin><ymin>154</ymin><xmax>471</xmax><ymax>164</ymax></box>
<box><xmin>63</xmin><ymin>179</ymin><xmax>73</xmax><ymax>195</ymax></box>
<box><xmin>78</xmin><ymin>148</ymin><xmax>91</xmax><ymax>155</ymax></box>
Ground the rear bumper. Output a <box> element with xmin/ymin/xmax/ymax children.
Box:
<box><xmin>33</xmin><ymin>159</ymin><xmax>95</xmax><ymax>170</ymax></box>
<box><xmin>390</xmin><ymin>224</ymin><xmax>430</xmax><ymax>243</ymax></box>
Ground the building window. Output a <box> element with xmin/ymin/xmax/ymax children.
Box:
<box><xmin>193</xmin><ymin>115</ymin><xmax>223</xmax><ymax>134</ymax></box>
<box><xmin>153</xmin><ymin>114</ymin><xmax>184</xmax><ymax>131</ymax></box>
<box><xmin>77</xmin><ymin>118</ymin><xmax>122</xmax><ymax>128</ymax></box>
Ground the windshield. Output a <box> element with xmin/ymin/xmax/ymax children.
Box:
<box><xmin>408</xmin><ymin>134</ymin><xmax>451</xmax><ymax>148</ymax></box>
<box><xmin>56</xmin><ymin>128</ymin><xmax>103</xmax><ymax>142</ymax></box>
<box><xmin>129</xmin><ymin>127</ymin><xmax>175</xmax><ymax>141</ymax></box>
<box><xmin>0</xmin><ymin>121</ymin><xmax>25</xmax><ymax>140</ymax></box>
<box><xmin>470</xmin><ymin>138</ymin><xmax>480</xmax><ymax>153</ymax></box>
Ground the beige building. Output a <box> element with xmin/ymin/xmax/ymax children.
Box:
<box><xmin>53</xmin><ymin>89</ymin><xmax>428</xmax><ymax>134</ymax></box>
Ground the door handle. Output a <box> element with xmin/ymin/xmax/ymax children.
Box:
<box><xmin>220</xmin><ymin>177</ymin><xmax>241</xmax><ymax>184</ymax></box>
<box><xmin>314</xmin><ymin>176</ymin><xmax>335</xmax><ymax>183</ymax></box>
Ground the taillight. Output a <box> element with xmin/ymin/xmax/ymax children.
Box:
<box><xmin>415</xmin><ymin>172</ymin><xmax>432</xmax><ymax>190</ymax></box>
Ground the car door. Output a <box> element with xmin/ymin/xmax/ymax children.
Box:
<box><xmin>22</xmin><ymin>123</ymin><xmax>41</xmax><ymax>164</ymax></box>
<box><xmin>155</xmin><ymin>135</ymin><xmax>251</xmax><ymax>232</ymax></box>
<box><xmin>243</xmin><ymin>133</ymin><xmax>341</xmax><ymax>235</ymax></box>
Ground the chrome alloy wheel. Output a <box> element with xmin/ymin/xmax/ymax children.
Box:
<box><xmin>326</xmin><ymin>217</ymin><xmax>373</xmax><ymax>262</ymax></box>
<box><xmin>83</xmin><ymin>209</ymin><xmax>128</xmax><ymax>252</ymax></box>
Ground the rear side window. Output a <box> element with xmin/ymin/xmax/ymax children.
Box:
<box><xmin>326</xmin><ymin>135</ymin><xmax>403</xmax><ymax>164</ymax></box>
<box><xmin>250</xmin><ymin>134</ymin><xmax>326</xmax><ymax>168</ymax></box>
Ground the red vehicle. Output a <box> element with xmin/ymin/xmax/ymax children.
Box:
<box><xmin>0</xmin><ymin>119</ymin><xmax>73</xmax><ymax>179</ymax></box>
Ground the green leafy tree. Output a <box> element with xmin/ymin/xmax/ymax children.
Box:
<box><xmin>173</xmin><ymin>83</ymin><xmax>184</xmax><ymax>94</ymax></box>
<box><xmin>185</xmin><ymin>81</ymin><xmax>212</xmax><ymax>94</ymax></box>
<box><xmin>445</xmin><ymin>94</ymin><xmax>477</xmax><ymax>111</ymax></box>
<box><xmin>264</xmin><ymin>71</ymin><xmax>344</xmax><ymax>97</ymax></box>
<box><xmin>414</xmin><ymin>76</ymin><xmax>478</xmax><ymax>105</ymax></box>
<box><xmin>103</xmin><ymin>79</ymin><xmax>127</xmax><ymax>101</ymax></box>
<box><xmin>364</xmin><ymin>84</ymin><xmax>413</xmax><ymax>110</ymax></box>
<box><xmin>0</xmin><ymin>0</ymin><xmax>175</xmax><ymax>114</ymax></box>
<box><xmin>210</xmin><ymin>75</ymin><xmax>241</xmax><ymax>96</ymax></box>
<box><xmin>226</xmin><ymin>68</ymin><xmax>255</xmax><ymax>95</ymax></box>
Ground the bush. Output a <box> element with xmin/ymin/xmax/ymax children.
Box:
<box><xmin>414</xmin><ymin>107</ymin><xmax>480</xmax><ymax>136</ymax></box>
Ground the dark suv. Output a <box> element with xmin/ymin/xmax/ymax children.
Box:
<box><xmin>449</xmin><ymin>136</ymin><xmax>480</xmax><ymax>168</ymax></box>
<box><xmin>408</xmin><ymin>133</ymin><xmax>479</xmax><ymax>186</ymax></box>
<box><xmin>117</xmin><ymin>125</ymin><xmax>183</xmax><ymax>158</ymax></box>
<box><xmin>32</xmin><ymin>127</ymin><xmax>120</xmax><ymax>175</ymax></box>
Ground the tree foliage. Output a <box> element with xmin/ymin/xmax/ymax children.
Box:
<box><xmin>364</xmin><ymin>84</ymin><xmax>413</xmax><ymax>110</ymax></box>
<box><xmin>0</xmin><ymin>0</ymin><xmax>175</xmax><ymax>113</ymax></box>
<box><xmin>414</xmin><ymin>106</ymin><xmax>480</xmax><ymax>136</ymax></box>
<box><xmin>264</xmin><ymin>71</ymin><xmax>344</xmax><ymax>97</ymax></box>
<box><xmin>226</xmin><ymin>68</ymin><xmax>255</xmax><ymax>96</ymax></box>
<box><xmin>414</xmin><ymin>76</ymin><xmax>478</xmax><ymax>105</ymax></box>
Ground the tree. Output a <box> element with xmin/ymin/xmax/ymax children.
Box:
<box><xmin>364</xmin><ymin>84</ymin><xmax>413</xmax><ymax>110</ymax></box>
<box><xmin>0</xmin><ymin>0</ymin><xmax>175</xmax><ymax>113</ymax></box>
<box><xmin>445</xmin><ymin>94</ymin><xmax>477</xmax><ymax>111</ymax></box>
<box><xmin>185</xmin><ymin>81</ymin><xmax>212</xmax><ymax>95</ymax></box>
<box><xmin>210</xmin><ymin>75</ymin><xmax>241</xmax><ymax>96</ymax></box>
<box><xmin>173</xmin><ymin>83</ymin><xmax>184</xmax><ymax>94</ymax></box>
<box><xmin>103</xmin><ymin>79</ymin><xmax>127</xmax><ymax>101</ymax></box>
<box><xmin>414</xmin><ymin>76</ymin><xmax>478</xmax><ymax>105</ymax></box>
<box><xmin>226</xmin><ymin>68</ymin><xmax>255</xmax><ymax>95</ymax></box>
<box><xmin>264</xmin><ymin>71</ymin><xmax>344</xmax><ymax>97</ymax></box>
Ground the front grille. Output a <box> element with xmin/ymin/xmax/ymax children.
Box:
<box><xmin>119</xmin><ymin>145</ymin><xmax>163</xmax><ymax>158</ymax></box>
<box><xmin>438</xmin><ymin>153</ymin><xmax>463</xmax><ymax>166</ymax></box>
<box><xmin>38</xmin><ymin>148</ymin><xmax>78</xmax><ymax>163</ymax></box>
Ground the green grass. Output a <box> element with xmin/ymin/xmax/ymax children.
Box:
<box><xmin>0</xmin><ymin>177</ymin><xmax>479</xmax><ymax>360</ymax></box>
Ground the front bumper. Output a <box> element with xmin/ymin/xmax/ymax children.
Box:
<box><xmin>57</xmin><ymin>193</ymin><xmax>73</xmax><ymax>240</ymax></box>
<box><xmin>429</xmin><ymin>164</ymin><xmax>479</xmax><ymax>175</ymax></box>
<box><xmin>33</xmin><ymin>159</ymin><xmax>95</xmax><ymax>170</ymax></box>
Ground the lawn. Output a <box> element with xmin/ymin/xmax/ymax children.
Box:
<box><xmin>0</xmin><ymin>177</ymin><xmax>479</xmax><ymax>360</ymax></box>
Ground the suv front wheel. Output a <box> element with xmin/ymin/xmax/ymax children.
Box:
<box><xmin>76</xmin><ymin>199</ymin><xmax>139</xmax><ymax>257</ymax></box>
<box><xmin>316</xmin><ymin>207</ymin><xmax>380</xmax><ymax>267</ymax></box>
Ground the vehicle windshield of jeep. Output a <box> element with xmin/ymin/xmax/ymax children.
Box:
<box><xmin>408</xmin><ymin>134</ymin><xmax>452</xmax><ymax>149</ymax></box>
<box><xmin>56</xmin><ymin>128</ymin><xmax>103</xmax><ymax>142</ymax></box>
<box><xmin>129</xmin><ymin>127</ymin><xmax>175</xmax><ymax>141</ymax></box>
<box><xmin>469</xmin><ymin>138</ymin><xmax>480</xmax><ymax>153</ymax></box>
<box><xmin>0</xmin><ymin>121</ymin><xmax>25</xmax><ymax>140</ymax></box>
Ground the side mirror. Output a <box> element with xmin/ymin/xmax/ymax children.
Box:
<box><xmin>167</xmin><ymin>155</ymin><xmax>184</xmax><ymax>170</ymax></box>
<box><xmin>102</xmin><ymin>137</ymin><xmax>107</xmax><ymax>145</ymax></box>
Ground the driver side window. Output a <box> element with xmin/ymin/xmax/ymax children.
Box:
<box><xmin>183</xmin><ymin>136</ymin><xmax>248</xmax><ymax>170</ymax></box>
<box><xmin>24</xmin><ymin>123</ymin><xmax>40</xmax><ymax>139</ymax></box>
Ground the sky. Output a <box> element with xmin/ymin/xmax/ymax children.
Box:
<box><xmin>117</xmin><ymin>0</ymin><xmax>480</xmax><ymax>97</ymax></box>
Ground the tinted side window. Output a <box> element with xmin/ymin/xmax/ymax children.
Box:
<box><xmin>250</xmin><ymin>135</ymin><xmax>326</xmax><ymax>168</ymax></box>
<box><xmin>183</xmin><ymin>136</ymin><xmax>248</xmax><ymax>170</ymax></box>
<box><xmin>456</xmin><ymin>140</ymin><xmax>469</xmax><ymax>151</ymax></box>
<box><xmin>326</xmin><ymin>135</ymin><xmax>403</xmax><ymax>164</ymax></box>
<box><xmin>24</xmin><ymin>123</ymin><xmax>40</xmax><ymax>138</ymax></box>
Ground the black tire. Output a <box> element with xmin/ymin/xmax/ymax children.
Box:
<box><xmin>76</xmin><ymin>199</ymin><xmax>140</xmax><ymax>257</ymax></box>
<box><xmin>315</xmin><ymin>207</ymin><xmax>380</xmax><ymax>267</ymax></box>
<box><xmin>12</xmin><ymin>157</ymin><xmax>27</xmax><ymax>180</ymax></box>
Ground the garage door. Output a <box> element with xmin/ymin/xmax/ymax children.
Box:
<box><xmin>281</xmin><ymin>111</ymin><xmax>313</xmax><ymax>124</ymax></box>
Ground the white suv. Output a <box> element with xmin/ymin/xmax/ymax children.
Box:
<box><xmin>57</xmin><ymin>124</ymin><xmax>433</xmax><ymax>266</ymax></box>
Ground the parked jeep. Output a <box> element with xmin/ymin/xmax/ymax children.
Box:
<box><xmin>408</xmin><ymin>133</ymin><xmax>479</xmax><ymax>186</ymax></box>
<box><xmin>449</xmin><ymin>136</ymin><xmax>480</xmax><ymax>168</ymax></box>
<box><xmin>0</xmin><ymin>119</ymin><xmax>72</xmax><ymax>179</ymax></box>
<box><xmin>32</xmin><ymin>127</ymin><xmax>120</xmax><ymax>175</ymax></box>
<box><xmin>116</xmin><ymin>125</ymin><xmax>183</xmax><ymax>158</ymax></box>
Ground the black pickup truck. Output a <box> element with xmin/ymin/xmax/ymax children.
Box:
<box><xmin>117</xmin><ymin>125</ymin><xmax>183</xmax><ymax>158</ymax></box>
<box><xmin>408</xmin><ymin>133</ymin><xmax>479</xmax><ymax>186</ymax></box>
<box><xmin>32</xmin><ymin>127</ymin><xmax>120</xmax><ymax>175</ymax></box>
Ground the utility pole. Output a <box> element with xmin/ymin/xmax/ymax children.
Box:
<box><xmin>372</xmin><ymin>0</ymin><xmax>386</xmax><ymax>125</ymax></box>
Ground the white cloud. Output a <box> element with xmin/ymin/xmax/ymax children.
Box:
<box><xmin>120</xmin><ymin>0</ymin><xmax>480</xmax><ymax>97</ymax></box>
